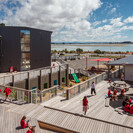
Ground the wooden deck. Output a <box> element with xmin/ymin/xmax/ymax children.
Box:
<box><xmin>0</xmin><ymin>102</ymin><xmax>56</xmax><ymax>133</ymax></box>
<box><xmin>0</xmin><ymin>80</ymin><xmax>133</xmax><ymax>133</ymax></box>
<box><xmin>41</xmin><ymin>81</ymin><xmax>133</xmax><ymax>128</ymax></box>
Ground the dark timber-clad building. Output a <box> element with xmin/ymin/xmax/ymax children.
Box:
<box><xmin>0</xmin><ymin>26</ymin><xmax>52</xmax><ymax>72</ymax></box>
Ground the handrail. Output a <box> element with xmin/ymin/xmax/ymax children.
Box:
<box><xmin>66</xmin><ymin>68</ymin><xmax>123</xmax><ymax>100</ymax></box>
<box><xmin>67</xmin><ymin>72</ymin><xmax>106</xmax><ymax>90</ymax></box>
<box><xmin>41</xmin><ymin>85</ymin><xmax>59</xmax><ymax>93</ymax></box>
<box><xmin>0</xmin><ymin>85</ymin><xmax>34</xmax><ymax>92</ymax></box>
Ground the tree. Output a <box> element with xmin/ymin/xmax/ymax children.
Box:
<box><xmin>0</xmin><ymin>23</ymin><xmax>5</xmax><ymax>26</ymax></box>
<box><xmin>76</xmin><ymin>48</ymin><xmax>83</xmax><ymax>55</ymax></box>
<box><xmin>94</xmin><ymin>49</ymin><xmax>101</xmax><ymax>54</ymax></box>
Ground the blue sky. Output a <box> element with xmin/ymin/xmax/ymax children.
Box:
<box><xmin>0</xmin><ymin>0</ymin><xmax>133</xmax><ymax>42</ymax></box>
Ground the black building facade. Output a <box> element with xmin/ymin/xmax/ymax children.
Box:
<box><xmin>0</xmin><ymin>26</ymin><xmax>52</xmax><ymax>72</ymax></box>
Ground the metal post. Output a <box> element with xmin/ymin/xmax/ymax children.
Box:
<box><xmin>78</xmin><ymin>85</ymin><xmax>81</xmax><ymax>93</ymax></box>
<box><xmin>28</xmin><ymin>72</ymin><xmax>30</xmax><ymax>90</ymax></box>
<box><xmin>40</xmin><ymin>70</ymin><xmax>42</xmax><ymax>90</ymax></box>
<box><xmin>58</xmin><ymin>66</ymin><xmax>61</xmax><ymax>85</ymax></box>
<box><xmin>40</xmin><ymin>91</ymin><xmax>42</xmax><ymax>103</ymax></box>
<box><xmin>108</xmin><ymin>66</ymin><xmax>110</xmax><ymax>79</ymax></box>
<box><xmin>35</xmin><ymin>90</ymin><xmax>37</xmax><ymax>104</ymax></box>
<box><xmin>50</xmin><ymin>67</ymin><xmax>52</xmax><ymax>87</ymax></box>
<box><xmin>12</xmin><ymin>75</ymin><xmax>15</xmax><ymax>86</ymax></box>
<box><xmin>30</xmin><ymin>91</ymin><xmax>32</xmax><ymax>103</ymax></box>
<box><xmin>55</xmin><ymin>86</ymin><xmax>57</xmax><ymax>96</ymax></box>
<box><xmin>17</xmin><ymin>90</ymin><xmax>19</xmax><ymax>101</ymax></box>
<box><xmin>119</xmin><ymin>65</ymin><xmax>120</xmax><ymax>78</ymax></box>
<box><xmin>66</xmin><ymin>89</ymin><xmax>70</xmax><ymax>100</ymax></box>
<box><xmin>66</xmin><ymin>64</ymin><xmax>69</xmax><ymax>86</ymax></box>
<box><xmin>22</xmin><ymin>91</ymin><xmax>24</xmax><ymax>102</ymax></box>
<box><xmin>86</xmin><ymin>56</ymin><xmax>88</xmax><ymax>70</ymax></box>
<box><xmin>49</xmin><ymin>89</ymin><xmax>51</xmax><ymax>100</ymax></box>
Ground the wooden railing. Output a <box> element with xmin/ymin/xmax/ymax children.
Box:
<box><xmin>0</xmin><ymin>85</ymin><xmax>59</xmax><ymax>104</ymax></box>
<box><xmin>66</xmin><ymin>68</ymin><xmax>123</xmax><ymax>100</ymax></box>
<box><xmin>37</xmin><ymin>85</ymin><xmax>59</xmax><ymax>103</ymax></box>
<box><xmin>0</xmin><ymin>85</ymin><xmax>36</xmax><ymax>103</ymax></box>
<box><xmin>66</xmin><ymin>72</ymin><xmax>107</xmax><ymax>100</ymax></box>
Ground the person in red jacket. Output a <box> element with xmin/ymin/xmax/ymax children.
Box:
<box><xmin>129</xmin><ymin>104</ymin><xmax>133</xmax><ymax>114</ymax></box>
<box><xmin>112</xmin><ymin>89</ymin><xmax>117</xmax><ymax>101</ymax></box>
<box><xmin>121</xmin><ymin>88</ymin><xmax>125</xmax><ymax>98</ymax></box>
<box><xmin>9</xmin><ymin>66</ymin><xmax>13</xmax><ymax>73</ymax></box>
<box><xmin>4</xmin><ymin>87</ymin><xmax>11</xmax><ymax>101</ymax></box>
<box><xmin>27</xmin><ymin>126</ymin><xmax>35</xmax><ymax>133</ymax></box>
<box><xmin>124</xmin><ymin>102</ymin><xmax>130</xmax><ymax>113</ymax></box>
<box><xmin>127</xmin><ymin>96</ymin><xmax>132</xmax><ymax>104</ymax></box>
<box><xmin>108</xmin><ymin>89</ymin><xmax>112</xmax><ymax>98</ymax></box>
<box><xmin>20</xmin><ymin>116</ymin><xmax>31</xmax><ymax>129</ymax></box>
<box><xmin>83</xmin><ymin>96</ymin><xmax>88</xmax><ymax>115</ymax></box>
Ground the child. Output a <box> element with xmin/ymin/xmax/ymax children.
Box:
<box><xmin>9</xmin><ymin>66</ymin><xmax>13</xmax><ymax>73</ymax></box>
<box><xmin>112</xmin><ymin>89</ymin><xmax>117</xmax><ymax>101</ymax></box>
<box><xmin>20</xmin><ymin>116</ymin><xmax>31</xmax><ymax>129</ymax></box>
<box><xmin>108</xmin><ymin>78</ymin><xmax>111</xmax><ymax>83</ymax></box>
<box><xmin>4</xmin><ymin>87</ymin><xmax>11</xmax><ymax>101</ymax></box>
<box><xmin>121</xmin><ymin>88</ymin><xmax>125</xmax><ymax>98</ymax></box>
<box><xmin>83</xmin><ymin>96</ymin><xmax>88</xmax><ymax>115</ymax></box>
<box><xmin>108</xmin><ymin>89</ymin><xmax>112</xmax><ymax>98</ymax></box>
<box><xmin>27</xmin><ymin>126</ymin><xmax>36</xmax><ymax>133</ymax></box>
<box><xmin>127</xmin><ymin>96</ymin><xmax>132</xmax><ymax>104</ymax></box>
<box><xmin>124</xmin><ymin>102</ymin><xmax>130</xmax><ymax>113</ymax></box>
<box><xmin>91</xmin><ymin>81</ymin><xmax>96</xmax><ymax>95</ymax></box>
<box><xmin>129</xmin><ymin>104</ymin><xmax>133</xmax><ymax>114</ymax></box>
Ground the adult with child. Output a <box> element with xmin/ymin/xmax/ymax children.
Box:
<box><xmin>4</xmin><ymin>87</ymin><xmax>11</xmax><ymax>101</ymax></box>
<box><xmin>82</xmin><ymin>96</ymin><xmax>88</xmax><ymax>115</ymax></box>
<box><xmin>112</xmin><ymin>88</ymin><xmax>117</xmax><ymax>101</ymax></box>
<box><xmin>20</xmin><ymin>116</ymin><xmax>31</xmax><ymax>129</ymax></box>
<box><xmin>91</xmin><ymin>81</ymin><xmax>96</xmax><ymax>95</ymax></box>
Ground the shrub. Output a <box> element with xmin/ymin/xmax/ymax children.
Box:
<box><xmin>94</xmin><ymin>49</ymin><xmax>101</xmax><ymax>54</ymax></box>
<box><xmin>69</xmin><ymin>83</ymin><xmax>73</xmax><ymax>87</ymax></box>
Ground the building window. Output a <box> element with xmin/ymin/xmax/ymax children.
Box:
<box><xmin>62</xmin><ymin>77</ymin><xmax>65</xmax><ymax>82</ymax></box>
<box><xmin>20</xmin><ymin>30</ymin><xmax>30</xmax><ymax>70</ymax></box>
<box><xmin>44</xmin><ymin>83</ymin><xmax>47</xmax><ymax>88</ymax></box>
<box><xmin>54</xmin><ymin>80</ymin><xmax>57</xmax><ymax>85</ymax></box>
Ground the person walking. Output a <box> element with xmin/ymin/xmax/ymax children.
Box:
<box><xmin>91</xmin><ymin>81</ymin><xmax>96</xmax><ymax>95</ymax></box>
<box><xmin>82</xmin><ymin>96</ymin><xmax>88</xmax><ymax>115</ymax></box>
<box><xmin>4</xmin><ymin>87</ymin><xmax>11</xmax><ymax>101</ymax></box>
<box><xmin>121</xmin><ymin>73</ymin><xmax>124</xmax><ymax>81</ymax></box>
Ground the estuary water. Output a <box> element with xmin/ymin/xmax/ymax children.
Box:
<box><xmin>51</xmin><ymin>43</ymin><xmax>133</xmax><ymax>52</ymax></box>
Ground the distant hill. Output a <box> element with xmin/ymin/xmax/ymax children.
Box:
<box><xmin>51</xmin><ymin>41</ymin><xmax>133</xmax><ymax>44</ymax></box>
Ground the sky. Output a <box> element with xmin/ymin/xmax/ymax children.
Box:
<box><xmin>0</xmin><ymin>0</ymin><xmax>133</xmax><ymax>42</ymax></box>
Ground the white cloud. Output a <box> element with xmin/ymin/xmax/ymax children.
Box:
<box><xmin>102</xmin><ymin>19</ymin><xmax>107</xmax><ymax>23</ymax></box>
<box><xmin>110</xmin><ymin>8</ymin><xmax>116</xmax><ymax>14</ymax></box>
<box><xmin>93</xmin><ymin>21</ymin><xmax>101</xmax><ymax>26</ymax></box>
<box><xmin>124</xmin><ymin>16</ymin><xmax>133</xmax><ymax>23</ymax></box>
<box><xmin>1</xmin><ymin>0</ymin><xmax>102</xmax><ymax>31</ymax></box>
<box><xmin>110</xmin><ymin>17</ymin><xmax>123</xmax><ymax>27</ymax></box>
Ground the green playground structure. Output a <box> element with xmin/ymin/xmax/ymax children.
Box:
<box><xmin>72</xmin><ymin>73</ymin><xmax>80</xmax><ymax>83</ymax></box>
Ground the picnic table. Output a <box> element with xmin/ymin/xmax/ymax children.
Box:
<box><xmin>111</xmin><ymin>81</ymin><xmax>130</xmax><ymax>92</ymax></box>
